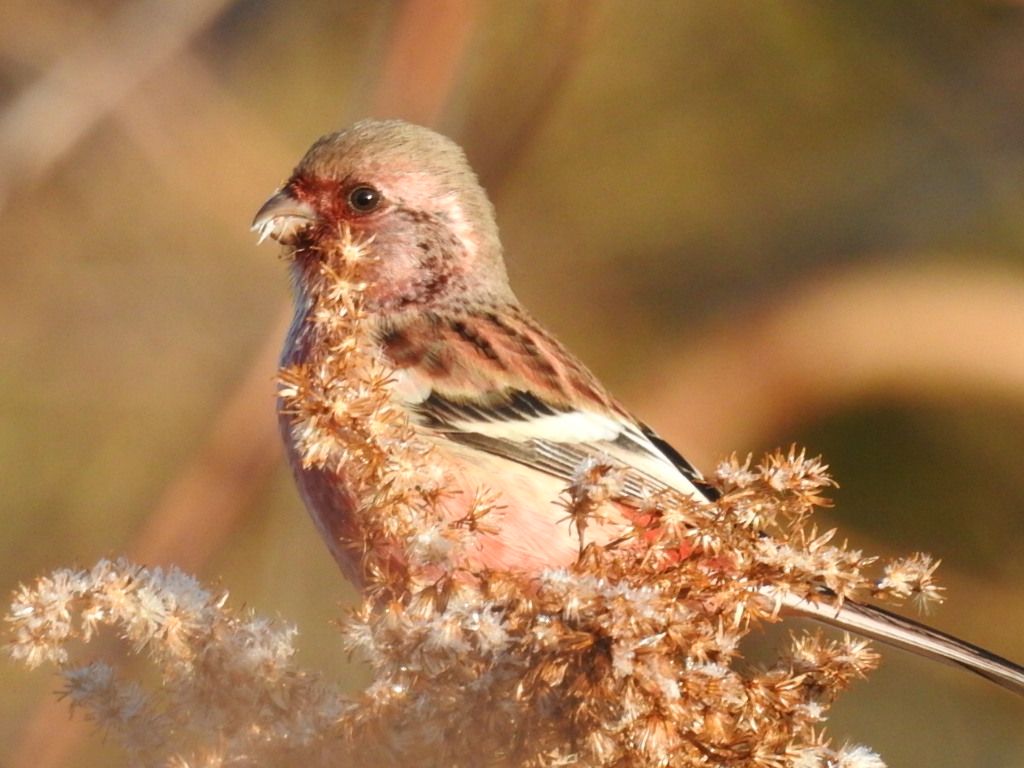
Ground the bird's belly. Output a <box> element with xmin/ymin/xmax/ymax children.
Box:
<box><xmin>279</xmin><ymin>412</ymin><xmax>367</xmax><ymax>585</ymax></box>
<box><xmin>280</xmin><ymin>408</ymin><xmax>626</xmax><ymax>583</ymax></box>
<box><xmin>435</xmin><ymin>439</ymin><xmax>627</xmax><ymax>573</ymax></box>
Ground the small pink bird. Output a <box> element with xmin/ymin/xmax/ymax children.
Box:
<box><xmin>254</xmin><ymin>119</ymin><xmax>1024</xmax><ymax>695</ymax></box>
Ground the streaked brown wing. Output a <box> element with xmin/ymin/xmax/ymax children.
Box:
<box><xmin>379</xmin><ymin>307</ymin><xmax>718</xmax><ymax>502</ymax></box>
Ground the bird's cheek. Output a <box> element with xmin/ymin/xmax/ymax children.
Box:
<box><xmin>363</xmin><ymin>248</ymin><xmax>432</xmax><ymax>305</ymax></box>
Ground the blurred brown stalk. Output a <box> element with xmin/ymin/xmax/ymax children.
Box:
<box><xmin>7</xmin><ymin>1</ymin><xmax>483</xmax><ymax>765</ymax></box>
<box><xmin>639</xmin><ymin>262</ymin><xmax>1024</xmax><ymax>465</ymax></box>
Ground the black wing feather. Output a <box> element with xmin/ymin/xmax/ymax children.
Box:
<box><xmin>413</xmin><ymin>388</ymin><xmax>716</xmax><ymax>502</ymax></box>
<box><xmin>637</xmin><ymin>424</ymin><xmax>719</xmax><ymax>500</ymax></box>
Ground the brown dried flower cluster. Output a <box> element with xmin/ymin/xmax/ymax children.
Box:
<box><xmin>7</xmin><ymin>559</ymin><xmax>351</xmax><ymax>765</ymax></box>
<box><xmin>6</xmin><ymin>231</ymin><xmax>946</xmax><ymax>767</ymax></box>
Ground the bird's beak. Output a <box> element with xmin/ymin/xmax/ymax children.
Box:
<box><xmin>251</xmin><ymin>189</ymin><xmax>317</xmax><ymax>245</ymax></box>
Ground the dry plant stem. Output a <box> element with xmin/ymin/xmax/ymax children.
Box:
<box><xmin>0</xmin><ymin>0</ymin><xmax>236</xmax><ymax>211</ymax></box>
<box><xmin>640</xmin><ymin>261</ymin><xmax>1024</xmax><ymax>464</ymax></box>
<box><xmin>369</xmin><ymin>0</ymin><xmax>482</xmax><ymax>125</ymax></box>
<box><xmin>472</xmin><ymin>0</ymin><xmax>599</xmax><ymax>192</ymax></box>
<box><xmin>121</xmin><ymin>53</ymin><xmax>307</xmax><ymax>229</ymax></box>
<box><xmin>129</xmin><ymin>307</ymin><xmax>291</xmax><ymax>571</ymax></box>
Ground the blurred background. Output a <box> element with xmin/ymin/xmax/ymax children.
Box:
<box><xmin>3</xmin><ymin>1</ymin><xmax>1024</xmax><ymax>765</ymax></box>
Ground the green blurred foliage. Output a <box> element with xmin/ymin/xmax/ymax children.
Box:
<box><xmin>2</xmin><ymin>1</ymin><xmax>1024</xmax><ymax>765</ymax></box>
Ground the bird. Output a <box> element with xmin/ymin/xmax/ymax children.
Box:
<box><xmin>253</xmin><ymin>118</ymin><xmax>1024</xmax><ymax>696</ymax></box>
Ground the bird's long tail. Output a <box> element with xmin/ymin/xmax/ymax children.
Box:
<box><xmin>780</xmin><ymin>591</ymin><xmax>1024</xmax><ymax>696</ymax></box>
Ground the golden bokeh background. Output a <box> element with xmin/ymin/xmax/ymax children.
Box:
<box><xmin>3</xmin><ymin>1</ymin><xmax>1024</xmax><ymax>765</ymax></box>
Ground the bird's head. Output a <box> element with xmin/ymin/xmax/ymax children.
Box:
<box><xmin>253</xmin><ymin>119</ymin><xmax>512</xmax><ymax>310</ymax></box>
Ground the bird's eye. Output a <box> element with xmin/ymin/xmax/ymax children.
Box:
<box><xmin>347</xmin><ymin>185</ymin><xmax>381</xmax><ymax>213</ymax></box>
